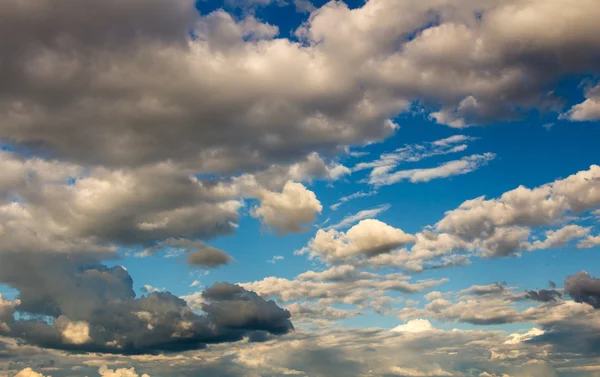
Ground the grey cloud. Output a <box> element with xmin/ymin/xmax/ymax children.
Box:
<box><xmin>564</xmin><ymin>271</ymin><xmax>600</xmax><ymax>308</ymax></box>
<box><xmin>0</xmin><ymin>253</ymin><xmax>292</xmax><ymax>354</ymax></box>
<box><xmin>187</xmin><ymin>247</ymin><xmax>233</xmax><ymax>268</ymax></box>
<box><xmin>525</xmin><ymin>289</ymin><xmax>563</xmax><ymax>303</ymax></box>
<box><xmin>201</xmin><ymin>282</ymin><xmax>293</xmax><ymax>334</ymax></box>
<box><xmin>1</xmin><ymin>0</ymin><xmax>600</xmax><ymax>174</ymax></box>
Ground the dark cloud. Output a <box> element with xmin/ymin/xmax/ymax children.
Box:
<box><xmin>565</xmin><ymin>271</ymin><xmax>600</xmax><ymax>308</ymax></box>
<box><xmin>525</xmin><ymin>289</ymin><xmax>562</xmax><ymax>303</ymax></box>
<box><xmin>0</xmin><ymin>253</ymin><xmax>292</xmax><ymax>354</ymax></box>
<box><xmin>201</xmin><ymin>282</ymin><xmax>293</xmax><ymax>335</ymax></box>
<box><xmin>187</xmin><ymin>247</ymin><xmax>233</xmax><ymax>268</ymax></box>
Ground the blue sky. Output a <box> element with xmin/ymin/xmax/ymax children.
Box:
<box><xmin>1</xmin><ymin>0</ymin><xmax>600</xmax><ymax>376</ymax></box>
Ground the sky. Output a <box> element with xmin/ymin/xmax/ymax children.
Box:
<box><xmin>0</xmin><ymin>0</ymin><xmax>600</xmax><ymax>376</ymax></box>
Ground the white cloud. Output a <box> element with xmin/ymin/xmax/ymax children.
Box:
<box><xmin>251</xmin><ymin>181</ymin><xmax>322</xmax><ymax>234</ymax></box>
<box><xmin>368</xmin><ymin>153</ymin><xmax>496</xmax><ymax>186</ymax></box>
<box><xmin>330</xmin><ymin>190</ymin><xmax>377</xmax><ymax>211</ymax></box>
<box><xmin>58</xmin><ymin>318</ymin><xmax>91</xmax><ymax>345</ymax></box>
<box><xmin>14</xmin><ymin>369</ymin><xmax>48</xmax><ymax>377</ymax></box>
<box><xmin>300</xmin><ymin>219</ymin><xmax>415</xmax><ymax>262</ymax></box>
<box><xmin>326</xmin><ymin>204</ymin><xmax>390</xmax><ymax>230</ymax></box>
<box><xmin>98</xmin><ymin>365</ymin><xmax>151</xmax><ymax>377</ymax></box>
<box><xmin>391</xmin><ymin>319</ymin><xmax>435</xmax><ymax>333</ymax></box>
<box><xmin>504</xmin><ymin>328</ymin><xmax>545</xmax><ymax>345</ymax></box>
<box><xmin>561</xmin><ymin>83</ymin><xmax>600</xmax><ymax>121</ymax></box>
<box><xmin>578</xmin><ymin>234</ymin><xmax>600</xmax><ymax>249</ymax></box>
<box><xmin>267</xmin><ymin>255</ymin><xmax>284</xmax><ymax>264</ymax></box>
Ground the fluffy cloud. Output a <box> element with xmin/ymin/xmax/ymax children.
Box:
<box><xmin>1</xmin><ymin>0</ymin><xmax>599</xmax><ymax>174</ymax></box>
<box><xmin>564</xmin><ymin>271</ymin><xmax>600</xmax><ymax>308</ymax></box>
<box><xmin>99</xmin><ymin>365</ymin><xmax>150</xmax><ymax>377</ymax></box>
<box><xmin>299</xmin><ymin>219</ymin><xmax>415</xmax><ymax>262</ymax></box>
<box><xmin>13</xmin><ymin>369</ymin><xmax>48</xmax><ymax>377</ymax></box>
<box><xmin>187</xmin><ymin>246</ymin><xmax>234</xmax><ymax>268</ymax></box>
<box><xmin>251</xmin><ymin>181</ymin><xmax>322</xmax><ymax>234</ymax></box>
<box><xmin>391</xmin><ymin>319</ymin><xmax>435</xmax><ymax>333</ymax></box>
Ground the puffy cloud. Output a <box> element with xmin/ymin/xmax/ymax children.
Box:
<box><xmin>564</xmin><ymin>271</ymin><xmax>600</xmax><ymax>308</ymax></box>
<box><xmin>437</xmin><ymin>165</ymin><xmax>600</xmax><ymax>240</ymax></box>
<box><xmin>98</xmin><ymin>365</ymin><xmax>150</xmax><ymax>377</ymax></box>
<box><xmin>14</xmin><ymin>369</ymin><xmax>48</xmax><ymax>377</ymax></box>
<box><xmin>504</xmin><ymin>328</ymin><xmax>545</xmax><ymax>345</ymax></box>
<box><xmin>58</xmin><ymin>318</ymin><xmax>91</xmax><ymax>345</ymax></box>
<box><xmin>300</xmin><ymin>219</ymin><xmax>415</xmax><ymax>262</ymax></box>
<box><xmin>391</xmin><ymin>319</ymin><xmax>435</xmax><ymax>333</ymax></box>
<box><xmin>187</xmin><ymin>246</ymin><xmax>233</xmax><ymax>268</ymax></box>
<box><xmin>251</xmin><ymin>181</ymin><xmax>322</xmax><ymax>235</ymax></box>
<box><xmin>562</xmin><ymin>82</ymin><xmax>600</xmax><ymax>121</ymax></box>
<box><xmin>577</xmin><ymin>234</ymin><xmax>600</xmax><ymax>249</ymax></box>
<box><xmin>526</xmin><ymin>225</ymin><xmax>590</xmax><ymax>250</ymax></box>
<box><xmin>0</xmin><ymin>0</ymin><xmax>599</xmax><ymax>175</ymax></box>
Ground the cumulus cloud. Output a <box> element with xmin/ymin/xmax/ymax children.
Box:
<box><xmin>99</xmin><ymin>365</ymin><xmax>150</xmax><ymax>377</ymax></box>
<box><xmin>251</xmin><ymin>181</ymin><xmax>322</xmax><ymax>235</ymax></box>
<box><xmin>299</xmin><ymin>219</ymin><xmax>415</xmax><ymax>263</ymax></box>
<box><xmin>14</xmin><ymin>369</ymin><xmax>48</xmax><ymax>377</ymax></box>
<box><xmin>0</xmin><ymin>253</ymin><xmax>292</xmax><ymax>354</ymax></box>
<box><xmin>391</xmin><ymin>319</ymin><xmax>435</xmax><ymax>333</ymax></box>
<box><xmin>564</xmin><ymin>271</ymin><xmax>600</xmax><ymax>308</ymax></box>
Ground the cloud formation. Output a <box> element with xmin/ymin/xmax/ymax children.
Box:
<box><xmin>0</xmin><ymin>253</ymin><xmax>292</xmax><ymax>354</ymax></box>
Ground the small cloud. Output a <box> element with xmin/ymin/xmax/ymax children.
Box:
<box><xmin>190</xmin><ymin>280</ymin><xmax>201</xmax><ymax>287</ymax></box>
<box><xmin>268</xmin><ymin>255</ymin><xmax>284</xmax><ymax>264</ymax></box>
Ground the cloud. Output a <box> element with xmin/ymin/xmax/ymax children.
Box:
<box><xmin>99</xmin><ymin>365</ymin><xmax>151</xmax><ymax>377</ymax></box>
<box><xmin>187</xmin><ymin>246</ymin><xmax>233</xmax><ymax>268</ymax></box>
<box><xmin>241</xmin><ymin>265</ymin><xmax>447</xmax><ymax>311</ymax></box>
<box><xmin>300</xmin><ymin>219</ymin><xmax>415</xmax><ymax>263</ymax></box>
<box><xmin>251</xmin><ymin>181</ymin><xmax>322</xmax><ymax>235</ymax></box>
<box><xmin>0</xmin><ymin>253</ymin><xmax>292</xmax><ymax>354</ymax></box>
<box><xmin>13</xmin><ymin>369</ymin><xmax>48</xmax><ymax>377</ymax></box>
<box><xmin>330</xmin><ymin>190</ymin><xmax>377</xmax><ymax>211</ymax></box>
<box><xmin>564</xmin><ymin>271</ymin><xmax>600</xmax><ymax>308</ymax></box>
<box><xmin>504</xmin><ymin>328</ymin><xmax>545</xmax><ymax>345</ymax></box>
<box><xmin>525</xmin><ymin>289</ymin><xmax>562</xmax><ymax>303</ymax></box>
<box><xmin>577</xmin><ymin>234</ymin><xmax>600</xmax><ymax>249</ymax></box>
<box><xmin>526</xmin><ymin>224</ymin><xmax>590</xmax><ymax>250</ymax></box>
<box><xmin>368</xmin><ymin>153</ymin><xmax>496</xmax><ymax>186</ymax></box>
<box><xmin>391</xmin><ymin>319</ymin><xmax>435</xmax><ymax>333</ymax></box>
<box><xmin>353</xmin><ymin>135</ymin><xmax>477</xmax><ymax>175</ymax></box>
<box><xmin>561</xmin><ymin>82</ymin><xmax>600</xmax><ymax>121</ymax></box>
<box><xmin>326</xmin><ymin>204</ymin><xmax>391</xmax><ymax>230</ymax></box>
<box><xmin>267</xmin><ymin>256</ymin><xmax>284</xmax><ymax>264</ymax></box>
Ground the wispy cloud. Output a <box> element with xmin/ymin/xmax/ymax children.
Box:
<box><xmin>353</xmin><ymin>135</ymin><xmax>477</xmax><ymax>174</ymax></box>
<box><xmin>327</xmin><ymin>204</ymin><xmax>391</xmax><ymax>230</ymax></box>
<box><xmin>330</xmin><ymin>190</ymin><xmax>378</xmax><ymax>210</ymax></box>
<box><xmin>368</xmin><ymin>153</ymin><xmax>495</xmax><ymax>186</ymax></box>
<box><xmin>267</xmin><ymin>255</ymin><xmax>285</xmax><ymax>264</ymax></box>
